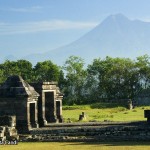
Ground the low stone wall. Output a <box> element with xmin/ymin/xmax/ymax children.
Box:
<box><xmin>19</xmin><ymin>121</ymin><xmax>150</xmax><ymax>142</ymax></box>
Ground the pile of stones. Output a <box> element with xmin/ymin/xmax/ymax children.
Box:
<box><xmin>0</xmin><ymin>116</ymin><xmax>19</xmax><ymax>143</ymax></box>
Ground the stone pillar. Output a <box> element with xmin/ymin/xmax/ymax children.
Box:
<box><xmin>35</xmin><ymin>101</ymin><xmax>39</xmax><ymax>128</ymax></box>
<box><xmin>27</xmin><ymin>102</ymin><xmax>31</xmax><ymax>130</ymax></box>
<box><xmin>42</xmin><ymin>91</ymin><xmax>47</xmax><ymax>125</ymax></box>
<box><xmin>16</xmin><ymin>98</ymin><xmax>30</xmax><ymax>133</ymax></box>
<box><xmin>56</xmin><ymin>100</ymin><xmax>63</xmax><ymax>122</ymax></box>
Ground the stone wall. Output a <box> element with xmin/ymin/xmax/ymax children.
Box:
<box><xmin>0</xmin><ymin>126</ymin><xmax>19</xmax><ymax>142</ymax></box>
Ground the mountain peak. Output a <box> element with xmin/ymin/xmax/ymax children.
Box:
<box><xmin>104</xmin><ymin>13</ymin><xmax>130</xmax><ymax>24</ymax></box>
<box><xmin>110</xmin><ymin>13</ymin><xmax>129</xmax><ymax>19</ymax></box>
<box><xmin>17</xmin><ymin>14</ymin><xmax>150</xmax><ymax>65</ymax></box>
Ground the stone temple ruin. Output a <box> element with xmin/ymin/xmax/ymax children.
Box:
<box><xmin>0</xmin><ymin>75</ymin><xmax>63</xmax><ymax>133</ymax></box>
<box><xmin>1</xmin><ymin>75</ymin><xmax>150</xmax><ymax>142</ymax></box>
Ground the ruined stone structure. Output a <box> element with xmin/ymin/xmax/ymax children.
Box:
<box><xmin>0</xmin><ymin>116</ymin><xmax>19</xmax><ymax>142</ymax></box>
<box><xmin>21</xmin><ymin>121</ymin><xmax>150</xmax><ymax>142</ymax></box>
<box><xmin>0</xmin><ymin>76</ymin><xmax>39</xmax><ymax>132</ymax></box>
<box><xmin>0</xmin><ymin>75</ymin><xmax>63</xmax><ymax>133</ymax></box>
<box><xmin>31</xmin><ymin>82</ymin><xmax>63</xmax><ymax>126</ymax></box>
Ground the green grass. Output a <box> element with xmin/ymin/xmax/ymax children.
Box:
<box><xmin>1</xmin><ymin>104</ymin><xmax>149</xmax><ymax>149</ymax></box>
<box><xmin>62</xmin><ymin>103</ymin><xmax>149</xmax><ymax>122</ymax></box>
<box><xmin>1</xmin><ymin>142</ymin><xmax>150</xmax><ymax>150</ymax></box>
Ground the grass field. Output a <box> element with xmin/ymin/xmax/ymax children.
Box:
<box><xmin>62</xmin><ymin>103</ymin><xmax>148</xmax><ymax>122</ymax></box>
<box><xmin>1</xmin><ymin>103</ymin><xmax>149</xmax><ymax>149</ymax></box>
<box><xmin>1</xmin><ymin>142</ymin><xmax>150</xmax><ymax>150</ymax></box>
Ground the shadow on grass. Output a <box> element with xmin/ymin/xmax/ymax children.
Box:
<box><xmin>63</xmin><ymin>141</ymin><xmax>150</xmax><ymax>147</ymax></box>
<box><xmin>90</xmin><ymin>103</ymin><xmax>126</xmax><ymax>109</ymax></box>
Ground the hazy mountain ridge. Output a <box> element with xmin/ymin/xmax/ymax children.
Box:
<box><xmin>3</xmin><ymin>14</ymin><xmax>150</xmax><ymax>65</ymax></box>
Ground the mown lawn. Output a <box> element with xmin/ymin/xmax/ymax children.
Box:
<box><xmin>62</xmin><ymin>103</ymin><xmax>149</xmax><ymax>122</ymax></box>
<box><xmin>1</xmin><ymin>104</ymin><xmax>150</xmax><ymax>149</ymax></box>
<box><xmin>1</xmin><ymin>142</ymin><xmax>150</xmax><ymax>150</ymax></box>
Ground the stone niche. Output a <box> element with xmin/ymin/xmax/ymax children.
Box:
<box><xmin>31</xmin><ymin>82</ymin><xmax>63</xmax><ymax>127</ymax></box>
<box><xmin>0</xmin><ymin>75</ymin><xmax>39</xmax><ymax>133</ymax></box>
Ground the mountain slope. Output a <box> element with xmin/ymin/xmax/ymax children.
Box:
<box><xmin>23</xmin><ymin>14</ymin><xmax>150</xmax><ymax>65</ymax></box>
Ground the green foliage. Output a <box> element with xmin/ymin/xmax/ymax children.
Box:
<box><xmin>0</xmin><ymin>55</ymin><xmax>150</xmax><ymax>106</ymax></box>
<box><xmin>0</xmin><ymin>59</ymin><xmax>33</xmax><ymax>83</ymax></box>
<box><xmin>16</xmin><ymin>60</ymin><xmax>33</xmax><ymax>82</ymax></box>
<box><xmin>0</xmin><ymin>59</ymin><xmax>62</xmax><ymax>84</ymax></box>
<box><xmin>85</xmin><ymin>56</ymin><xmax>147</xmax><ymax>103</ymax></box>
<box><xmin>62</xmin><ymin>56</ymin><xmax>87</xmax><ymax>105</ymax></box>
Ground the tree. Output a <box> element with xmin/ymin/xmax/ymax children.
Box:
<box><xmin>136</xmin><ymin>54</ymin><xmax>150</xmax><ymax>89</ymax></box>
<box><xmin>0</xmin><ymin>66</ymin><xmax>4</xmax><ymax>83</ymax></box>
<box><xmin>86</xmin><ymin>56</ymin><xmax>141</xmax><ymax>102</ymax></box>
<box><xmin>63</xmin><ymin>56</ymin><xmax>87</xmax><ymax>105</ymax></box>
<box><xmin>33</xmin><ymin>60</ymin><xmax>60</xmax><ymax>82</ymax></box>
<box><xmin>2</xmin><ymin>60</ymin><xmax>19</xmax><ymax>80</ymax></box>
<box><xmin>16</xmin><ymin>60</ymin><xmax>33</xmax><ymax>82</ymax></box>
<box><xmin>0</xmin><ymin>60</ymin><xmax>34</xmax><ymax>82</ymax></box>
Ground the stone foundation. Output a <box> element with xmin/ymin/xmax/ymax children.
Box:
<box><xmin>19</xmin><ymin>121</ymin><xmax>150</xmax><ymax>142</ymax></box>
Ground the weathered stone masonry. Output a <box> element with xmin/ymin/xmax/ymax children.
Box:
<box><xmin>0</xmin><ymin>76</ymin><xmax>39</xmax><ymax>132</ymax></box>
<box><xmin>31</xmin><ymin>82</ymin><xmax>63</xmax><ymax>127</ymax></box>
<box><xmin>27</xmin><ymin>122</ymin><xmax>150</xmax><ymax>142</ymax></box>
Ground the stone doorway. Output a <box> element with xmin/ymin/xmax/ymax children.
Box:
<box><xmin>45</xmin><ymin>91</ymin><xmax>56</xmax><ymax>123</ymax></box>
<box><xmin>56</xmin><ymin>101</ymin><xmax>60</xmax><ymax>117</ymax></box>
<box><xmin>29</xmin><ymin>103</ymin><xmax>38</xmax><ymax>128</ymax></box>
<box><xmin>31</xmin><ymin>81</ymin><xmax>63</xmax><ymax>126</ymax></box>
<box><xmin>56</xmin><ymin>100</ymin><xmax>63</xmax><ymax>122</ymax></box>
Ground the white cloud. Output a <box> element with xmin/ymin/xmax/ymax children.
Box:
<box><xmin>0</xmin><ymin>6</ymin><xmax>42</xmax><ymax>13</ymax></box>
<box><xmin>0</xmin><ymin>20</ymin><xmax>98</xmax><ymax>35</ymax></box>
<box><xmin>140</xmin><ymin>17</ymin><xmax>150</xmax><ymax>22</ymax></box>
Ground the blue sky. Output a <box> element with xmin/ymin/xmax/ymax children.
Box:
<box><xmin>0</xmin><ymin>0</ymin><xmax>150</xmax><ymax>59</ymax></box>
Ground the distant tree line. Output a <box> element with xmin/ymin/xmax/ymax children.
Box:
<box><xmin>0</xmin><ymin>55</ymin><xmax>150</xmax><ymax>105</ymax></box>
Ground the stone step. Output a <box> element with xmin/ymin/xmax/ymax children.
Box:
<box><xmin>31</xmin><ymin>129</ymin><xmax>150</xmax><ymax>137</ymax></box>
<box><xmin>20</xmin><ymin>133</ymin><xmax>150</xmax><ymax>142</ymax></box>
<box><xmin>45</xmin><ymin>121</ymin><xmax>145</xmax><ymax>128</ymax></box>
<box><xmin>30</xmin><ymin>124</ymin><xmax>149</xmax><ymax>135</ymax></box>
<box><xmin>26</xmin><ymin>122</ymin><xmax>150</xmax><ymax>142</ymax></box>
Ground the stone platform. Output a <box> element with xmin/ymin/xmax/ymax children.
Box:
<box><xmin>19</xmin><ymin>121</ymin><xmax>150</xmax><ymax>142</ymax></box>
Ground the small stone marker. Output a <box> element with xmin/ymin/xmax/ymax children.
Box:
<box><xmin>79</xmin><ymin>112</ymin><xmax>86</xmax><ymax>121</ymax></box>
<box><xmin>127</xmin><ymin>99</ymin><xmax>133</xmax><ymax>110</ymax></box>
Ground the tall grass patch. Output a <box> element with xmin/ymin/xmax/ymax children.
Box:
<box><xmin>63</xmin><ymin>104</ymin><xmax>150</xmax><ymax>122</ymax></box>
